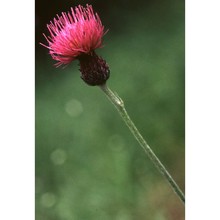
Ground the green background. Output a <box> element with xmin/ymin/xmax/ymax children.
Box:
<box><xmin>36</xmin><ymin>0</ymin><xmax>185</xmax><ymax>219</ymax></box>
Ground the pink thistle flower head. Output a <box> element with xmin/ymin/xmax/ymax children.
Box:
<box><xmin>41</xmin><ymin>4</ymin><xmax>110</xmax><ymax>86</ymax></box>
<box><xmin>41</xmin><ymin>4</ymin><xmax>106</xmax><ymax>67</ymax></box>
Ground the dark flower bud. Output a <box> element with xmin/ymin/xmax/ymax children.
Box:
<box><xmin>78</xmin><ymin>52</ymin><xmax>110</xmax><ymax>86</ymax></box>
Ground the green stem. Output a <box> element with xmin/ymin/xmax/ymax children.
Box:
<box><xmin>100</xmin><ymin>83</ymin><xmax>185</xmax><ymax>204</ymax></box>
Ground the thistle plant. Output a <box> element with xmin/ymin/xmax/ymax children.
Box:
<box><xmin>41</xmin><ymin>4</ymin><xmax>185</xmax><ymax>204</ymax></box>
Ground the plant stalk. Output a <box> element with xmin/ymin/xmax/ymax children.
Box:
<box><xmin>100</xmin><ymin>83</ymin><xmax>185</xmax><ymax>204</ymax></box>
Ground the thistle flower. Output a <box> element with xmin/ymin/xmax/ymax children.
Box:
<box><xmin>40</xmin><ymin>5</ymin><xmax>185</xmax><ymax>205</ymax></box>
<box><xmin>41</xmin><ymin>4</ymin><xmax>110</xmax><ymax>86</ymax></box>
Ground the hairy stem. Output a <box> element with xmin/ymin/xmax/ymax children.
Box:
<box><xmin>100</xmin><ymin>83</ymin><xmax>185</xmax><ymax>204</ymax></box>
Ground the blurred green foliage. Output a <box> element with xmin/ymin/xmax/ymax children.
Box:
<box><xmin>36</xmin><ymin>0</ymin><xmax>185</xmax><ymax>219</ymax></box>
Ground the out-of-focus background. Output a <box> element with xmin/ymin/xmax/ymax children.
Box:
<box><xmin>36</xmin><ymin>0</ymin><xmax>185</xmax><ymax>219</ymax></box>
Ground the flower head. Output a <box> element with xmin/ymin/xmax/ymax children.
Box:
<box><xmin>41</xmin><ymin>4</ymin><xmax>110</xmax><ymax>86</ymax></box>
<box><xmin>41</xmin><ymin>4</ymin><xmax>106</xmax><ymax>67</ymax></box>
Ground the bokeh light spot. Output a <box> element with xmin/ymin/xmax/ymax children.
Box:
<box><xmin>50</xmin><ymin>148</ymin><xmax>67</xmax><ymax>165</ymax></box>
<box><xmin>65</xmin><ymin>99</ymin><xmax>83</xmax><ymax>117</ymax></box>
<box><xmin>40</xmin><ymin>192</ymin><xmax>56</xmax><ymax>208</ymax></box>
